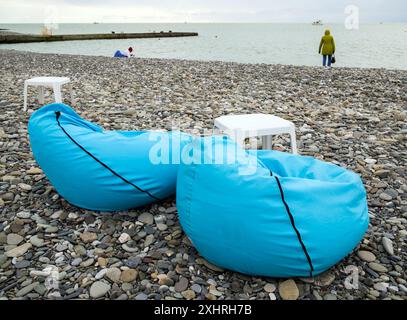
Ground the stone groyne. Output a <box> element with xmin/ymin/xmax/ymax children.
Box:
<box><xmin>0</xmin><ymin>31</ymin><xmax>198</xmax><ymax>44</ymax></box>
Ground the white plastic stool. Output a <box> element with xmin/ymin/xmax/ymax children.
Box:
<box><xmin>214</xmin><ymin>113</ymin><xmax>298</xmax><ymax>154</ymax></box>
<box><xmin>23</xmin><ymin>77</ymin><xmax>73</xmax><ymax>111</ymax></box>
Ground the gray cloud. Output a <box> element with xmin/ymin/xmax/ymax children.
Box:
<box><xmin>0</xmin><ymin>0</ymin><xmax>405</xmax><ymax>22</ymax></box>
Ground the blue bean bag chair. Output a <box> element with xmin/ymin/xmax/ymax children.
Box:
<box><xmin>28</xmin><ymin>103</ymin><xmax>192</xmax><ymax>211</ymax></box>
<box><xmin>176</xmin><ymin>136</ymin><xmax>369</xmax><ymax>277</ymax></box>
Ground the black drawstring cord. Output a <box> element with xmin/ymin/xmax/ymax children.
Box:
<box><xmin>55</xmin><ymin>111</ymin><xmax>161</xmax><ymax>201</ymax></box>
<box><xmin>270</xmin><ymin>170</ymin><xmax>314</xmax><ymax>277</ymax></box>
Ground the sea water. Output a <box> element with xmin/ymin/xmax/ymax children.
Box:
<box><xmin>1</xmin><ymin>23</ymin><xmax>406</xmax><ymax>70</ymax></box>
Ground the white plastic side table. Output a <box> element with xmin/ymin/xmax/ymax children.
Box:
<box><xmin>23</xmin><ymin>77</ymin><xmax>74</xmax><ymax>111</ymax></box>
<box><xmin>214</xmin><ymin>113</ymin><xmax>298</xmax><ymax>154</ymax></box>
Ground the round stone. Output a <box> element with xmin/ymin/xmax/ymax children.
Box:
<box><xmin>264</xmin><ymin>283</ymin><xmax>276</xmax><ymax>293</ymax></box>
<box><xmin>364</xmin><ymin>158</ymin><xmax>377</xmax><ymax>164</ymax></box>
<box><xmin>81</xmin><ymin>258</ymin><xmax>94</xmax><ymax>267</ymax></box>
<box><xmin>126</xmin><ymin>256</ymin><xmax>141</xmax><ymax>268</ymax></box>
<box><xmin>16</xmin><ymin>282</ymin><xmax>39</xmax><ymax>297</ymax></box>
<box><xmin>191</xmin><ymin>284</ymin><xmax>202</xmax><ymax>294</ymax></box>
<box><xmin>278</xmin><ymin>279</ymin><xmax>299</xmax><ymax>300</ymax></box>
<box><xmin>15</xmin><ymin>260</ymin><xmax>31</xmax><ymax>268</ymax></box>
<box><xmin>324</xmin><ymin>293</ymin><xmax>337</xmax><ymax>300</ymax></box>
<box><xmin>357</xmin><ymin>250</ymin><xmax>376</xmax><ymax>262</ymax></box>
<box><xmin>16</xmin><ymin>211</ymin><xmax>31</xmax><ymax>219</ymax></box>
<box><xmin>7</xmin><ymin>233</ymin><xmax>24</xmax><ymax>245</ymax></box>
<box><xmin>138</xmin><ymin>212</ymin><xmax>154</xmax><ymax>225</ymax></box>
<box><xmin>106</xmin><ymin>267</ymin><xmax>121</xmax><ymax>283</ymax></box>
<box><xmin>399</xmin><ymin>230</ymin><xmax>407</xmax><ymax>237</ymax></box>
<box><xmin>95</xmin><ymin>269</ymin><xmax>108</xmax><ymax>280</ymax></box>
<box><xmin>368</xmin><ymin>262</ymin><xmax>388</xmax><ymax>273</ymax></box>
<box><xmin>175</xmin><ymin>277</ymin><xmax>189</xmax><ymax>292</ymax></box>
<box><xmin>395</xmin><ymin>112</ymin><xmax>406</xmax><ymax>121</ymax></box>
<box><xmin>122</xmin><ymin>244</ymin><xmax>138</xmax><ymax>253</ymax></box>
<box><xmin>71</xmin><ymin>258</ymin><xmax>82</xmax><ymax>266</ymax></box>
<box><xmin>80</xmin><ymin>232</ymin><xmax>97</xmax><ymax>243</ymax></box>
<box><xmin>158</xmin><ymin>274</ymin><xmax>174</xmax><ymax>286</ymax></box>
<box><xmin>144</xmin><ymin>234</ymin><xmax>155</xmax><ymax>247</ymax></box>
<box><xmin>56</xmin><ymin>243</ymin><xmax>67</xmax><ymax>251</ymax></box>
<box><xmin>97</xmin><ymin>257</ymin><xmax>107</xmax><ymax>267</ymax></box>
<box><xmin>2</xmin><ymin>193</ymin><xmax>14</xmax><ymax>202</ymax></box>
<box><xmin>314</xmin><ymin>272</ymin><xmax>336</xmax><ymax>286</ymax></box>
<box><xmin>182</xmin><ymin>289</ymin><xmax>196</xmax><ymax>300</ymax></box>
<box><xmin>121</xmin><ymin>283</ymin><xmax>133</xmax><ymax>292</ymax></box>
<box><xmin>379</xmin><ymin>193</ymin><xmax>392</xmax><ymax>201</ymax></box>
<box><xmin>29</xmin><ymin>235</ymin><xmax>45</xmax><ymax>247</ymax></box>
<box><xmin>135</xmin><ymin>293</ymin><xmax>148</xmax><ymax>300</ymax></box>
<box><xmin>0</xmin><ymin>232</ymin><xmax>6</xmax><ymax>244</ymax></box>
<box><xmin>5</xmin><ymin>243</ymin><xmax>32</xmax><ymax>258</ymax></box>
<box><xmin>269</xmin><ymin>293</ymin><xmax>276</xmax><ymax>300</ymax></box>
<box><xmin>120</xmin><ymin>269</ymin><xmax>138</xmax><ymax>282</ymax></box>
<box><xmin>373</xmin><ymin>282</ymin><xmax>389</xmax><ymax>292</ymax></box>
<box><xmin>45</xmin><ymin>226</ymin><xmax>58</xmax><ymax>233</ymax></box>
<box><xmin>157</xmin><ymin>223</ymin><xmax>168</xmax><ymax>231</ymax></box>
<box><xmin>26</xmin><ymin>167</ymin><xmax>42</xmax><ymax>175</ymax></box>
<box><xmin>118</xmin><ymin>233</ymin><xmax>131</xmax><ymax>244</ymax></box>
<box><xmin>90</xmin><ymin>281</ymin><xmax>111</xmax><ymax>299</ymax></box>
<box><xmin>18</xmin><ymin>183</ymin><xmax>32</xmax><ymax>191</ymax></box>
<box><xmin>74</xmin><ymin>245</ymin><xmax>86</xmax><ymax>256</ymax></box>
<box><xmin>382</xmin><ymin>237</ymin><xmax>394</xmax><ymax>256</ymax></box>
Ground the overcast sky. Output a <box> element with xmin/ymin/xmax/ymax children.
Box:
<box><xmin>0</xmin><ymin>0</ymin><xmax>406</xmax><ymax>23</ymax></box>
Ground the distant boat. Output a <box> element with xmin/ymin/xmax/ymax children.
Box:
<box><xmin>93</xmin><ymin>22</ymin><xmax>99</xmax><ymax>24</ymax></box>
<box><xmin>312</xmin><ymin>20</ymin><xmax>323</xmax><ymax>26</ymax></box>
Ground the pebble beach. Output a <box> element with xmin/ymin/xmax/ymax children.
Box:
<box><xmin>0</xmin><ymin>49</ymin><xmax>406</xmax><ymax>300</ymax></box>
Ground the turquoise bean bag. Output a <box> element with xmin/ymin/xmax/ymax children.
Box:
<box><xmin>28</xmin><ymin>103</ymin><xmax>192</xmax><ymax>211</ymax></box>
<box><xmin>176</xmin><ymin>136</ymin><xmax>369</xmax><ymax>277</ymax></box>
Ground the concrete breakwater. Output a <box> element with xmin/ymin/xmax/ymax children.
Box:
<box><xmin>0</xmin><ymin>31</ymin><xmax>198</xmax><ymax>44</ymax></box>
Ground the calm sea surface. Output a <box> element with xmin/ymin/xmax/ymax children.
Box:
<box><xmin>1</xmin><ymin>23</ymin><xmax>407</xmax><ymax>70</ymax></box>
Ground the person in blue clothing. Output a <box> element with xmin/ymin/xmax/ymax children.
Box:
<box><xmin>114</xmin><ymin>47</ymin><xmax>135</xmax><ymax>58</ymax></box>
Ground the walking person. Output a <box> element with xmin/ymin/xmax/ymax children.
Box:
<box><xmin>319</xmin><ymin>30</ymin><xmax>335</xmax><ymax>67</ymax></box>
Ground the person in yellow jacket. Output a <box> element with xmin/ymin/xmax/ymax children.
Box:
<box><xmin>319</xmin><ymin>29</ymin><xmax>335</xmax><ymax>67</ymax></box>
